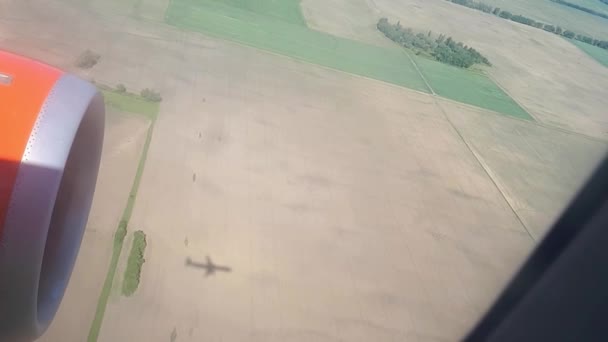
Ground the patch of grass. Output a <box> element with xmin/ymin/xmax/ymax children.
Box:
<box><xmin>569</xmin><ymin>38</ymin><xmax>608</xmax><ymax>66</ymax></box>
<box><xmin>87</xmin><ymin>229</ymin><xmax>125</xmax><ymax>342</ymax></box>
<box><xmin>412</xmin><ymin>55</ymin><xmax>533</xmax><ymax>120</ymax></box>
<box><xmin>166</xmin><ymin>0</ymin><xmax>431</xmax><ymax>93</ymax></box>
<box><xmin>88</xmin><ymin>88</ymin><xmax>158</xmax><ymax>342</ymax></box>
<box><xmin>100</xmin><ymin>86</ymin><xmax>159</xmax><ymax>121</ymax></box>
<box><xmin>122</xmin><ymin>231</ymin><xmax>147</xmax><ymax>296</ymax></box>
<box><xmin>210</xmin><ymin>0</ymin><xmax>306</xmax><ymax>25</ymax></box>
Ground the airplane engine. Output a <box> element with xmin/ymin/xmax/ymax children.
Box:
<box><xmin>0</xmin><ymin>51</ymin><xmax>105</xmax><ymax>341</ymax></box>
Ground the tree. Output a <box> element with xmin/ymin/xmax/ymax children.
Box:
<box><xmin>116</xmin><ymin>84</ymin><xmax>126</xmax><ymax>93</ymax></box>
<box><xmin>436</xmin><ymin>34</ymin><xmax>446</xmax><ymax>44</ymax></box>
<box><xmin>140</xmin><ymin>88</ymin><xmax>162</xmax><ymax>102</ymax></box>
<box><xmin>498</xmin><ymin>10</ymin><xmax>513</xmax><ymax>19</ymax></box>
<box><xmin>563</xmin><ymin>30</ymin><xmax>576</xmax><ymax>38</ymax></box>
<box><xmin>377</xmin><ymin>18</ymin><xmax>491</xmax><ymax>68</ymax></box>
<box><xmin>75</xmin><ymin>49</ymin><xmax>100</xmax><ymax>69</ymax></box>
<box><xmin>492</xmin><ymin>7</ymin><xmax>501</xmax><ymax>15</ymax></box>
<box><xmin>555</xmin><ymin>26</ymin><xmax>563</xmax><ymax>35</ymax></box>
<box><xmin>543</xmin><ymin>24</ymin><xmax>556</xmax><ymax>33</ymax></box>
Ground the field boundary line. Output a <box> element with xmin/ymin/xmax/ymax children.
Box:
<box><xmin>486</xmin><ymin>73</ymin><xmax>538</xmax><ymax>122</ymax></box>
<box><xmin>435</xmin><ymin>99</ymin><xmax>537</xmax><ymax>241</ymax></box>
<box><xmin>405</xmin><ymin>49</ymin><xmax>536</xmax><ymax>240</ymax></box>
<box><xmin>402</xmin><ymin>47</ymin><xmax>607</xmax><ymax>142</ymax></box>
<box><xmin>402</xmin><ymin>50</ymin><xmax>435</xmax><ymax>94</ymax></box>
<box><xmin>487</xmin><ymin>74</ymin><xmax>607</xmax><ymax>142</ymax></box>
<box><xmin>166</xmin><ymin>21</ymin><xmax>433</xmax><ymax>94</ymax></box>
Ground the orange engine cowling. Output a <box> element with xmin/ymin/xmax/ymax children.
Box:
<box><xmin>0</xmin><ymin>51</ymin><xmax>105</xmax><ymax>341</ymax></box>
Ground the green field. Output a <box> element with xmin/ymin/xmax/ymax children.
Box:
<box><xmin>166</xmin><ymin>0</ymin><xmax>530</xmax><ymax>119</ymax></box>
<box><xmin>211</xmin><ymin>0</ymin><xmax>306</xmax><ymax>25</ymax></box>
<box><xmin>570</xmin><ymin>38</ymin><xmax>608</xmax><ymax>66</ymax></box>
<box><xmin>413</xmin><ymin>56</ymin><xmax>532</xmax><ymax>119</ymax></box>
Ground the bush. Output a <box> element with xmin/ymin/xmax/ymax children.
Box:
<box><xmin>75</xmin><ymin>49</ymin><xmax>101</xmax><ymax>69</ymax></box>
<box><xmin>116</xmin><ymin>84</ymin><xmax>127</xmax><ymax>93</ymax></box>
<box><xmin>543</xmin><ymin>24</ymin><xmax>556</xmax><ymax>33</ymax></box>
<box><xmin>498</xmin><ymin>10</ymin><xmax>513</xmax><ymax>19</ymax></box>
<box><xmin>122</xmin><ymin>230</ymin><xmax>147</xmax><ymax>296</ymax></box>
<box><xmin>140</xmin><ymin>88</ymin><xmax>162</xmax><ymax>102</ymax></box>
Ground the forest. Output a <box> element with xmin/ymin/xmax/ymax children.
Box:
<box><xmin>444</xmin><ymin>0</ymin><xmax>608</xmax><ymax>50</ymax></box>
<box><xmin>377</xmin><ymin>18</ymin><xmax>491</xmax><ymax>68</ymax></box>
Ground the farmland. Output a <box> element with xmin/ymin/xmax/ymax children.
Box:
<box><xmin>570</xmin><ymin>37</ymin><xmax>608</xmax><ymax>66</ymax></box>
<box><xmin>1</xmin><ymin>0</ymin><xmax>606</xmax><ymax>341</ymax></box>
<box><xmin>477</xmin><ymin>0</ymin><xmax>608</xmax><ymax>38</ymax></box>
<box><xmin>166</xmin><ymin>0</ymin><xmax>529</xmax><ymax>119</ymax></box>
<box><xmin>413</xmin><ymin>57</ymin><xmax>532</xmax><ymax>119</ymax></box>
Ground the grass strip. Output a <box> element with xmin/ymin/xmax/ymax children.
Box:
<box><xmin>87</xmin><ymin>87</ymin><xmax>158</xmax><ymax>342</ymax></box>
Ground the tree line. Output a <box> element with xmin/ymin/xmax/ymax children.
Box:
<box><xmin>377</xmin><ymin>18</ymin><xmax>491</xmax><ymax>68</ymax></box>
<box><xmin>444</xmin><ymin>0</ymin><xmax>608</xmax><ymax>50</ymax></box>
<box><xmin>550</xmin><ymin>0</ymin><xmax>608</xmax><ymax>20</ymax></box>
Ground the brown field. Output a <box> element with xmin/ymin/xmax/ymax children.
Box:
<box><xmin>0</xmin><ymin>0</ymin><xmax>606</xmax><ymax>341</ymax></box>
<box><xmin>99</xmin><ymin>41</ymin><xmax>536</xmax><ymax>342</ymax></box>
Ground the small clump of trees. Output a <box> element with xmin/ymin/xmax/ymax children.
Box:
<box><xmin>140</xmin><ymin>88</ymin><xmax>162</xmax><ymax>102</ymax></box>
<box><xmin>107</xmin><ymin>84</ymin><xmax>162</xmax><ymax>102</ymax></box>
<box><xmin>75</xmin><ymin>49</ymin><xmax>101</xmax><ymax>69</ymax></box>
<box><xmin>444</xmin><ymin>0</ymin><xmax>608</xmax><ymax>51</ymax></box>
<box><xmin>122</xmin><ymin>230</ymin><xmax>147</xmax><ymax>296</ymax></box>
<box><xmin>377</xmin><ymin>18</ymin><xmax>491</xmax><ymax>68</ymax></box>
<box><xmin>116</xmin><ymin>83</ymin><xmax>127</xmax><ymax>93</ymax></box>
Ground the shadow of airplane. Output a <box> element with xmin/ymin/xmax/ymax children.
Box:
<box><xmin>185</xmin><ymin>256</ymin><xmax>232</xmax><ymax>276</ymax></box>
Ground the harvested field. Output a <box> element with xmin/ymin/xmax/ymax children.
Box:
<box><xmin>440</xmin><ymin>99</ymin><xmax>606</xmax><ymax>239</ymax></box>
<box><xmin>569</xmin><ymin>37</ymin><xmax>608</xmax><ymax>66</ymax></box>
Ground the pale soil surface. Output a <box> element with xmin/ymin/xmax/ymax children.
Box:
<box><xmin>439</xmin><ymin>99</ymin><xmax>606</xmax><ymax>239</ymax></box>
<box><xmin>38</xmin><ymin>110</ymin><xmax>149</xmax><ymax>342</ymax></box>
<box><xmin>301</xmin><ymin>0</ymin><xmax>608</xmax><ymax>140</ymax></box>
<box><xmin>0</xmin><ymin>0</ymin><xmax>605</xmax><ymax>341</ymax></box>
<box><xmin>100</xmin><ymin>35</ymin><xmax>534</xmax><ymax>342</ymax></box>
